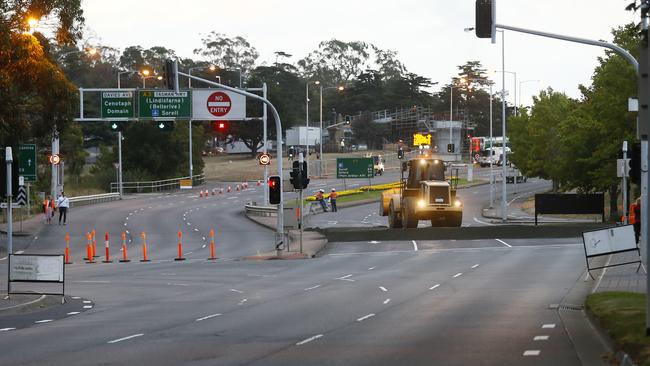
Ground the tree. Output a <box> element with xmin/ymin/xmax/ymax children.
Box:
<box><xmin>194</xmin><ymin>33</ymin><xmax>259</xmax><ymax>74</ymax></box>
<box><xmin>298</xmin><ymin>40</ymin><xmax>371</xmax><ymax>84</ymax></box>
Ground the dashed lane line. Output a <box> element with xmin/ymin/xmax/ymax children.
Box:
<box><xmin>412</xmin><ymin>240</ymin><xmax>418</xmax><ymax>252</ymax></box>
<box><xmin>379</xmin><ymin>286</ymin><xmax>388</xmax><ymax>292</ymax></box>
<box><xmin>0</xmin><ymin>328</ymin><xmax>16</xmax><ymax>332</ymax></box>
<box><xmin>107</xmin><ymin>334</ymin><xmax>144</xmax><ymax>344</ymax></box>
<box><xmin>534</xmin><ymin>335</ymin><xmax>549</xmax><ymax>341</ymax></box>
<box><xmin>453</xmin><ymin>273</ymin><xmax>463</xmax><ymax>278</ymax></box>
<box><xmin>296</xmin><ymin>334</ymin><xmax>323</xmax><ymax>346</ymax></box>
<box><xmin>542</xmin><ymin>324</ymin><xmax>556</xmax><ymax>329</ymax></box>
<box><xmin>356</xmin><ymin>314</ymin><xmax>375</xmax><ymax>322</ymax></box>
<box><xmin>304</xmin><ymin>285</ymin><xmax>321</xmax><ymax>291</ymax></box>
<box><xmin>429</xmin><ymin>284</ymin><xmax>440</xmax><ymax>290</ymax></box>
<box><xmin>495</xmin><ymin>239</ymin><xmax>512</xmax><ymax>248</ymax></box>
<box><xmin>34</xmin><ymin>319</ymin><xmax>53</xmax><ymax>324</ymax></box>
<box><xmin>230</xmin><ymin>289</ymin><xmax>243</xmax><ymax>294</ymax></box>
<box><xmin>523</xmin><ymin>350</ymin><xmax>541</xmax><ymax>356</ymax></box>
<box><xmin>383</xmin><ymin>299</ymin><xmax>391</xmax><ymax>305</ymax></box>
<box><xmin>471</xmin><ymin>264</ymin><xmax>480</xmax><ymax>269</ymax></box>
<box><xmin>195</xmin><ymin>313</ymin><xmax>222</xmax><ymax>322</ymax></box>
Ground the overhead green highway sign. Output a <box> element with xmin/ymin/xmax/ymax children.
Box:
<box><xmin>138</xmin><ymin>90</ymin><xmax>191</xmax><ymax>119</ymax></box>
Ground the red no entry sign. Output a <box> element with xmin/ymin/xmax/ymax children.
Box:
<box><xmin>207</xmin><ymin>92</ymin><xmax>232</xmax><ymax>117</ymax></box>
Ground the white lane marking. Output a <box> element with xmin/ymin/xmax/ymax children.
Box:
<box><xmin>34</xmin><ymin>236</ymin><xmax>38</xmax><ymax>240</ymax></box>
<box><xmin>71</xmin><ymin>296</ymin><xmax>81</xmax><ymax>299</ymax></box>
<box><xmin>534</xmin><ymin>335</ymin><xmax>549</xmax><ymax>341</ymax></box>
<box><xmin>202</xmin><ymin>244</ymin><xmax>207</xmax><ymax>248</ymax></box>
<box><xmin>0</xmin><ymin>256</ymin><xmax>6</xmax><ymax>261</ymax></box>
<box><xmin>230</xmin><ymin>289</ymin><xmax>243</xmax><ymax>294</ymax></box>
<box><xmin>592</xmin><ymin>254</ymin><xmax>613</xmax><ymax>293</ymax></box>
<box><xmin>412</xmin><ymin>240</ymin><xmax>418</xmax><ymax>251</ymax></box>
<box><xmin>15</xmin><ymin>250</ymin><xmax>24</xmax><ymax>254</ymax></box>
<box><xmin>185</xmin><ymin>252</ymin><xmax>193</xmax><ymax>255</ymax></box>
<box><xmin>187</xmin><ymin>222</ymin><xmax>191</xmax><ymax>226</ymax></box>
<box><xmin>471</xmin><ymin>264</ymin><xmax>480</xmax><ymax>269</ymax></box>
<box><xmin>202</xmin><ymin>237</ymin><xmax>206</xmax><ymax>241</ymax></box>
<box><xmin>473</xmin><ymin>217</ymin><xmax>495</xmax><ymax>226</ymax></box>
<box><xmin>194</xmin><ymin>229</ymin><xmax>199</xmax><ymax>232</ymax></box>
<box><xmin>368</xmin><ymin>267</ymin><xmax>375</xmax><ymax>270</ymax></box>
<box><xmin>238</xmin><ymin>299</ymin><xmax>248</xmax><ymax>305</ymax></box>
<box><xmin>304</xmin><ymin>285</ymin><xmax>321</xmax><ymax>291</ymax></box>
<box><xmin>67</xmin><ymin>311</ymin><xmax>80</xmax><ymax>315</ymax></box>
<box><xmin>356</xmin><ymin>313</ymin><xmax>375</xmax><ymax>322</ymax></box>
<box><xmin>296</xmin><ymin>334</ymin><xmax>323</xmax><ymax>346</ymax></box>
<box><xmin>368</xmin><ymin>240</ymin><xmax>381</xmax><ymax>244</ymax></box>
<box><xmin>34</xmin><ymin>319</ymin><xmax>53</xmax><ymax>324</ymax></box>
<box><xmin>383</xmin><ymin>299</ymin><xmax>391</xmax><ymax>305</ymax></box>
<box><xmin>83</xmin><ymin>300</ymin><xmax>92</xmax><ymax>304</ymax></box>
<box><xmin>495</xmin><ymin>239</ymin><xmax>512</xmax><ymax>248</ymax></box>
<box><xmin>337</xmin><ymin>274</ymin><xmax>353</xmax><ymax>280</ymax></box>
<box><xmin>123</xmin><ymin>223</ymin><xmax>127</xmax><ymax>226</ymax></box>
<box><xmin>227</xmin><ymin>197</ymin><xmax>238</xmax><ymax>200</ymax></box>
<box><xmin>542</xmin><ymin>323</ymin><xmax>556</xmax><ymax>329</ymax></box>
<box><xmin>125</xmin><ymin>217</ymin><xmax>129</xmax><ymax>220</ymax></box>
<box><xmin>379</xmin><ymin>286</ymin><xmax>388</xmax><ymax>292</ymax></box>
<box><xmin>523</xmin><ymin>350</ymin><xmax>541</xmax><ymax>356</ymax></box>
<box><xmin>195</xmin><ymin>313</ymin><xmax>222</xmax><ymax>322</ymax></box>
<box><xmin>429</xmin><ymin>284</ymin><xmax>440</xmax><ymax>290</ymax></box>
<box><xmin>83</xmin><ymin>305</ymin><xmax>93</xmax><ymax>309</ymax></box>
<box><xmin>108</xmin><ymin>333</ymin><xmax>144</xmax><ymax>344</ymax></box>
<box><xmin>453</xmin><ymin>273</ymin><xmax>463</xmax><ymax>278</ymax></box>
<box><xmin>0</xmin><ymin>328</ymin><xmax>16</xmax><ymax>332</ymax></box>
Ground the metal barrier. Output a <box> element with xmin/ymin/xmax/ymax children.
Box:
<box><xmin>244</xmin><ymin>203</ymin><xmax>277</xmax><ymax>217</ymax></box>
<box><xmin>69</xmin><ymin>193</ymin><xmax>121</xmax><ymax>208</ymax></box>
<box><xmin>110</xmin><ymin>174</ymin><xmax>205</xmax><ymax>194</ymax></box>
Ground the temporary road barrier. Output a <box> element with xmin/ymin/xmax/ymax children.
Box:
<box><xmin>175</xmin><ymin>231</ymin><xmax>186</xmax><ymax>261</ymax></box>
<box><xmin>208</xmin><ymin>229</ymin><xmax>217</xmax><ymax>260</ymax></box>
<box><xmin>119</xmin><ymin>231</ymin><xmax>130</xmax><ymax>262</ymax></box>
<box><xmin>102</xmin><ymin>232</ymin><xmax>112</xmax><ymax>263</ymax></box>
<box><xmin>140</xmin><ymin>232</ymin><xmax>150</xmax><ymax>262</ymax></box>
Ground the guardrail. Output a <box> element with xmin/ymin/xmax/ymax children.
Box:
<box><xmin>110</xmin><ymin>174</ymin><xmax>205</xmax><ymax>194</ymax></box>
<box><xmin>69</xmin><ymin>193</ymin><xmax>121</xmax><ymax>208</ymax></box>
<box><xmin>244</xmin><ymin>203</ymin><xmax>277</xmax><ymax>217</ymax></box>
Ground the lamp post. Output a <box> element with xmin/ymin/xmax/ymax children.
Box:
<box><xmin>117</xmin><ymin>70</ymin><xmax>136</xmax><ymax>89</ymax></box>
<box><xmin>448</xmin><ymin>80</ymin><xmax>465</xmax><ymax>152</ymax></box>
<box><xmin>188</xmin><ymin>65</ymin><xmax>216</xmax><ymax>88</ymax></box>
<box><xmin>57</xmin><ymin>47</ymin><xmax>98</xmax><ymax>61</ymax></box>
<box><xmin>306</xmin><ymin>81</ymin><xmax>320</xmax><ymax>166</ymax></box>
<box><xmin>114</xmin><ymin>71</ymin><xmax>136</xmax><ymax>198</ymax></box>
<box><xmin>318</xmin><ymin>85</ymin><xmax>345</xmax><ymax>175</ymax></box>
<box><xmin>500</xmin><ymin>29</ymin><xmax>508</xmax><ymax>222</ymax></box>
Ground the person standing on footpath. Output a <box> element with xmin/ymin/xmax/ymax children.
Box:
<box><xmin>315</xmin><ymin>189</ymin><xmax>328</xmax><ymax>212</ymax></box>
<box><xmin>633</xmin><ymin>198</ymin><xmax>641</xmax><ymax>244</ymax></box>
<box><xmin>56</xmin><ymin>191</ymin><xmax>70</xmax><ymax>225</ymax></box>
<box><xmin>329</xmin><ymin>188</ymin><xmax>338</xmax><ymax>212</ymax></box>
<box><xmin>43</xmin><ymin>195</ymin><xmax>55</xmax><ymax>224</ymax></box>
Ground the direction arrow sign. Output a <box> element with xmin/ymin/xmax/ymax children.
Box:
<box><xmin>138</xmin><ymin>90</ymin><xmax>191</xmax><ymax>119</ymax></box>
<box><xmin>18</xmin><ymin>144</ymin><xmax>37</xmax><ymax>182</ymax></box>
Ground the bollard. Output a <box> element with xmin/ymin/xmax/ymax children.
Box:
<box><xmin>84</xmin><ymin>232</ymin><xmax>92</xmax><ymax>260</ymax></box>
<box><xmin>86</xmin><ymin>244</ymin><xmax>96</xmax><ymax>264</ymax></box>
<box><xmin>220</xmin><ymin>188</ymin><xmax>224</xmax><ymax>194</ymax></box>
<box><xmin>65</xmin><ymin>232</ymin><xmax>72</xmax><ymax>264</ymax></box>
<box><xmin>208</xmin><ymin>229</ymin><xmax>217</xmax><ymax>260</ymax></box>
<box><xmin>175</xmin><ymin>230</ymin><xmax>186</xmax><ymax>261</ymax></box>
<box><xmin>236</xmin><ymin>185</ymin><xmax>240</xmax><ymax>192</ymax></box>
<box><xmin>212</xmin><ymin>189</ymin><xmax>216</xmax><ymax>196</ymax></box>
<box><xmin>227</xmin><ymin>186</ymin><xmax>231</xmax><ymax>193</ymax></box>
<box><xmin>199</xmin><ymin>191</ymin><xmax>203</xmax><ymax>198</ymax></box>
<box><xmin>102</xmin><ymin>232</ymin><xmax>113</xmax><ymax>263</ymax></box>
<box><xmin>92</xmin><ymin>229</ymin><xmax>99</xmax><ymax>258</ymax></box>
<box><xmin>257</xmin><ymin>180</ymin><xmax>261</xmax><ymax>186</ymax></box>
<box><xmin>140</xmin><ymin>232</ymin><xmax>150</xmax><ymax>262</ymax></box>
<box><xmin>119</xmin><ymin>231</ymin><xmax>130</xmax><ymax>262</ymax></box>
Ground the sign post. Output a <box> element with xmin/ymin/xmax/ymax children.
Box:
<box><xmin>18</xmin><ymin>144</ymin><xmax>36</xmax><ymax>183</ymax></box>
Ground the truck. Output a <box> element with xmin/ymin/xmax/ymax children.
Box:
<box><xmin>379</xmin><ymin>157</ymin><xmax>463</xmax><ymax>228</ymax></box>
<box><xmin>477</xmin><ymin>146</ymin><xmax>511</xmax><ymax>167</ymax></box>
<box><xmin>366</xmin><ymin>154</ymin><xmax>385</xmax><ymax>175</ymax></box>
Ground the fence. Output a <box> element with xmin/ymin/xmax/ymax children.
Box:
<box><xmin>110</xmin><ymin>174</ymin><xmax>205</xmax><ymax>194</ymax></box>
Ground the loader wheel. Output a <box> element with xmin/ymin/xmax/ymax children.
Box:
<box><xmin>402</xmin><ymin>197</ymin><xmax>419</xmax><ymax>229</ymax></box>
<box><xmin>388</xmin><ymin>201</ymin><xmax>402</xmax><ymax>228</ymax></box>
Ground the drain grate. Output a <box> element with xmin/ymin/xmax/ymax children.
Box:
<box><xmin>558</xmin><ymin>304</ymin><xmax>584</xmax><ymax>311</ymax></box>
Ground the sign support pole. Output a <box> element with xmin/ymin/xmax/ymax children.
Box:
<box><xmin>623</xmin><ymin>141</ymin><xmax>628</xmax><ymax>224</ymax></box>
<box><xmin>6</xmin><ymin>147</ymin><xmax>13</xmax><ymax>297</ymax></box>
<box><xmin>299</xmin><ymin>153</ymin><xmax>304</xmax><ymax>254</ymax></box>
<box><xmin>263</xmin><ymin>83</ymin><xmax>269</xmax><ymax>205</ymax></box>
<box><xmin>118</xmin><ymin>131</ymin><xmax>123</xmax><ymax>197</ymax></box>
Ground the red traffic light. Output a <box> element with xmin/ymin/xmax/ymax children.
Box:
<box><xmin>213</xmin><ymin>121</ymin><xmax>228</xmax><ymax>132</ymax></box>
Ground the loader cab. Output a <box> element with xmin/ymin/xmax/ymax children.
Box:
<box><xmin>406</xmin><ymin>159</ymin><xmax>445</xmax><ymax>188</ymax></box>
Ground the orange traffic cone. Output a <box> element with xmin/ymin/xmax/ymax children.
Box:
<box><xmin>140</xmin><ymin>232</ymin><xmax>150</xmax><ymax>262</ymax></box>
<box><xmin>119</xmin><ymin>231</ymin><xmax>130</xmax><ymax>263</ymax></box>
<box><xmin>65</xmin><ymin>233</ymin><xmax>72</xmax><ymax>264</ymax></box>
<box><xmin>208</xmin><ymin>229</ymin><xmax>217</xmax><ymax>260</ymax></box>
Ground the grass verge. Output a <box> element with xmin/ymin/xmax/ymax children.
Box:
<box><xmin>586</xmin><ymin>291</ymin><xmax>650</xmax><ymax>365</ymax></box>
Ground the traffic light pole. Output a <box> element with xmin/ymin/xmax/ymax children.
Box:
<box><xmin>178</xmin><ymin>71</ymin><xmax>286</xmax><ymax>250</ymax></box>
<box><xmin>299</xmin><ymin>153</ymin><xmax>304</xmax><ymax>254</ymax></box>
<box><xmin>623</xmin><ymin>141</ymin><xmax>628</xmax><ymax>225</ymax></box>
<box><xmin>263</xmin><ymin>83</ymin><xmax>269</xmax><ymax>205</ymax></box>
<box><xmin>118</xmin><ymin>131</ymin><xmax>123</xmax><ymax>197</ymax></box>
<box><xmin>5</xmin><ymin>147</ymin><xmax>12</xmax><ymax>296</ymax></box>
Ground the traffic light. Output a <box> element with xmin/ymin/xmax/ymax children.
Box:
<box><xmin>300</xmin><ymin>161</ymin><xmax>309</xmax><ymax>189</ymax></box>
<box><xmin>475</xmin><ymin>0</ymin><xmax>495</xmax><ymax>39</ymax></box>
<box><xmin>290</xmin><ymin>161</ymin><xmax>301</xmax><ymax>190</ymax></box>
<box><xmin>398</xmin><ymin>148</ymin><xmax>404</xmax><ymax>159</ymax></box>
<box><xmin>0</xmin><ymin>147</ymin><xmax>20</xmax><ymax>198</ymax></box>
<box><xmin>110</xmin><ymin>121</ymin><xmax>127</xmax><ymax>132</ymax></box>
<box><xmin>629</xmin><ymin>142</ymin><xmax>640</xmax><ymax>184</ymax></box>
<box><xmin>269</xmin><ymin>176</ymin><xmax>281</xmax><ymax>204</ymax></box>
<box><xmin>212</xmin><ymin>121</ymin><xmax>228</xmax><ymax>133</ymax></box>
<box><xmin>447</xmin><ymin>143</ymin><xmax>455</xmax><ymax>153</ymax></box>
<box><xmin>163</xmin><ymin>59</ymin><xmax>176</xmax><ymax>90</ymax></box>
<box><xmin>156</xmin><ymin>121</ymin><xmax>175</xmax><ymax>131</ymax></box>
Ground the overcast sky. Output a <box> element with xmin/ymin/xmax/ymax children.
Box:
<box><xmin>82</xmin><ymin>0</ymin><xmax>637</xmax><ymax>107</ymax></box>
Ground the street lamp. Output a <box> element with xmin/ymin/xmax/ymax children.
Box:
<box><xmin>318</xmin><ymin>84</ymin><xmax>345</xmax><ymax>175</ymax></box>
<box><xmin>188</xmin><ymin>65</ymin><xmax>216</xmax><ymax>88</ymax></box>
<box><xmin>448</xmin><ymin>78</ymin><xmax>466</xmax><ymax>152</ymax></box>
<box><xmin>117</xmin><ymin>70</ymin><xmax>136</xmax><ymax>88</ymax></box>
<box><xmin>305</xmin><ymin>80</ymin><xmax>320</xmax><ymax>165</ymax></box>
<box><xmin>57</xmin><ymin>47</ymin><xmax>99</xmax><ymax>60</ymax></box>
<box><xmin>492</xmin><ymin>69</ymin><xmax>518</xmax><ymax>116</ymax></box>
<box><xmin>140</xmin><ymin>69</ymin><xmax>161</xmax><ymax>88</ymax></box>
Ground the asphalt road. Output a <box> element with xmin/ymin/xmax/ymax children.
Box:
<box><xmin>0</xmin><ymin>169</ymin><xmax>603</xmax><ymax>365</ymax></box>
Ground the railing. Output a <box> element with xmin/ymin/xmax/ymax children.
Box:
<box><xmin>110</xmin><ymin>174</ymin><xmax>205</xmax><ymax>194</ymax></box>
<box><xmin>69</xmin><ymin>193</ymin><xmax>121</xmax><ymax>208</ymax></box>
<box><xmin>244</xmin><ymin>203</ymin><xmax>277</xmax><ymax>217</ymax></box>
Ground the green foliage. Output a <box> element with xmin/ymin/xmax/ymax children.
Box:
<box><xmin>194</xmin><ymin>32</ymin><xmax>258</xmax><ymax>73</ymax></box>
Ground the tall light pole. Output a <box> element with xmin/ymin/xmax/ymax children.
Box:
<box><xmin>117</xmin><ymin>70</ymin><xmax>136</xmax><ymax>89</ymax></box>
<box><xmin>448</xmin><ymin>80</ymin><xmax>465</xmax><ymax>151</ymax></box>
<box><xmin>500</xmin><ymin>29</ymin><xmax>508</xmax><ymax>222</ymax></box>
<box><xmin>306</xmin><ymin>81</ymin><xmax>320</xmax><ymax>165</ymax></box>
<box><xmin>188</xmin><ymin>64</ymin><xmax>216</xmax><ymax>88</ymax></box>
<box><xmin>319</xmin><ymin>84</ymin><xmax>345</xmax><ymax>176</ymax></box>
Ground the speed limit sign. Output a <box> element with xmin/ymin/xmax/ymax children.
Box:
<box><xmin>258</xmin><ymin>153</ymin><xmax>271</xmax><ymax>166</ymax></box>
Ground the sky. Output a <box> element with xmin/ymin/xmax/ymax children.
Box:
<box><xmin>81</xmin><ymin>0</ymin><xmax>638</xmax><ymax>107</ymax></box>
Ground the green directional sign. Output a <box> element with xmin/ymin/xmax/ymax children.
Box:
<box><xmin>336</xmin><ymin>158</ymin><xmax>374</xmax><ymax>179</ymax></box>
<box><xmin>101</xmin><ymin>91</ymin><xmax>134</xmax><ymax>119</ymax></box>
<box><xmin>138</xmin><ymin>90</ymin><xmax>191</xmax><ymax>119</ymax></box>
<box><xmin>18</xmin><ymin>144</ymin><xmax>37</xmax><ymax>182</ymax></box>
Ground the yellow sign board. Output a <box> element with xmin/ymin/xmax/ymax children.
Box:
<box><xmin>413</xmin><ymin>133</ymin><xmax>432</xmax><ymax>146</ymax></box>
<box><xmin>180</xmin><ymin>179</ymin><xmax>193</xmax><ymax>189</ymax></box>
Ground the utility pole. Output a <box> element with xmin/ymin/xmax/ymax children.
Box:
<box><xmin>298</xmin><ymin>152</ymin><xmax>304</xmax><ymax>254</ymax></box>
<box><xmin>640</xmin><ymin>0</ymin><xmax>650</xmax><ymax>335</ymax></box>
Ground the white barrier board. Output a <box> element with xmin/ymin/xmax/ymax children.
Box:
<box><xmin>10</xmin><ymin>255</ymin><xmax>64</xmax><ymax>282</ymax></box>
<box><xmin>582</xmin><ymin>226</ymin><xmax>636</xmax><ymax>257</ymax></box>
